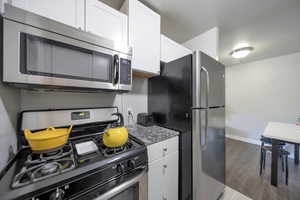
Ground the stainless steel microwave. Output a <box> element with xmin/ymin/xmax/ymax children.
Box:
<box><xmin>1</xmin><ymin>4</ymin><xmax>132</xmax><ymax>92</ymax></box>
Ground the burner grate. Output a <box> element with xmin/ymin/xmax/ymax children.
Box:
<box><xmin>12</xmin><ymin>144</ymin><xmax>75</xmax><ymax>188</ymax></box>
<box><xmin>97</xmin><ymin>136</ymin><xmax>135</xmax><ymax>157</ymax></box>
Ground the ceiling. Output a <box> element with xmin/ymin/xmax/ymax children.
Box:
<box><xmin>99</xmin><ymin>0</ymin><xmax>300</xmax><ymax>66</ymax></box>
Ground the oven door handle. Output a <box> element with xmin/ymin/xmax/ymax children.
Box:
<box><xmin>93</xmin><ymin>169</ymin><xmax>146</xmax><ymax>200</ymax></box>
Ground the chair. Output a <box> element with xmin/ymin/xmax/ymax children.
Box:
<box><xmin>259</xmin><ymin>136</ymin><xmax>290</xmax><ymax>185</ymax></box>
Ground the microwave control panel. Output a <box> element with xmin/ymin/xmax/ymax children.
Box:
<box><xmin>120</xmin><ymin>58</ymin><xmax>132</xmax><ymax>85</ymax></box>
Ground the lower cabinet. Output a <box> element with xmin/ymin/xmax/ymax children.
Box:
<box><xmin>148</xmin><ymin>159</ymin><xmax>164</xmax><ymax>200</ymax></box>
<box><xmin>148</xmin><ymin>137</ymin><xmax>179</xmax><ymax>200</ymax></box>
<box><xmin>163</xmin><ymin>152</ymin><xmax>179</xmax><ymax>200</ymax></box>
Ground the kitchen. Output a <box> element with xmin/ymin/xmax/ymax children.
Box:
<box><xmin>0</xmin><ymin>0</ymin><xmax>300</xmax><ymax>200</ymax></box>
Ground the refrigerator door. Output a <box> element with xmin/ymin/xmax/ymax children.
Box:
<box><xmin>193</xmin><ymin>51</ymin><xmax>225</xmax><ymax>108</ymax></box>
<box><xmin>192</xmin><ymin>107</ymin><xmax>225</xmax><ymax>200</ymax></box>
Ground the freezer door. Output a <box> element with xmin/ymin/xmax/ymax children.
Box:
<box><xmin>192</xmin><ymin>107</ymin><xmax>225</xmax><ymax>200</ymax></box>
<box><xmin>193</xmin><ymin>51</ymin><xmax>225</xmax><ymax>108</ymax></box>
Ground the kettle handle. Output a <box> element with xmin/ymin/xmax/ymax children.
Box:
<box><xmin>46</xmin><ymin>126</ymin><xmax>56</xmax><ymax>131</ymax></box>
<box><xmin>112</xmin><ymin>112</ymin><xmax>124</xmax><ymax>126</ymax></box>
<box><xmin>24</xmin><ymin>129</ymin><xmax>33</xmax><ymax>139</ymax></box>
<box><xmin>68</xmin><ymin>125</ymin><xmax>74</xmax><ymax>134</ymax></box>
<box><xmin>24</xmin><ymin>126</ymin><xmax>55</xmax><ymax>138</ymax></box>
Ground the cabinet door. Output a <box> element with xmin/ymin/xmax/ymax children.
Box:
<box><xmin>163</xmin><ymin>151</ymin><xmax>179</xmax><ymax>200</ymax></box>
<box><xmin>86</xmin><ymin>0</ymin><xmax>128</xmax><ymax>44</ymax></box>
<box><xmin>148</xmin><ymin>136</ymin><xmax>179</xmax><ymax>163</ymax></box>
<box><xmin>10</xmin><ymin>0</ymin><xmax>84</xmax><ymax>29</ymax></box>
<box><xmin>148</xmin><ymin>159</ymin><xmax>164</xmax><ymax>200</ymax></box>
<box><xmin>128</xmin><ymin>0</ymin><xmax>161</xmax><ymax>74</ymax></box>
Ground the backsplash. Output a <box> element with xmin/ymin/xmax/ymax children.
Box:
<box><xmin>20</xmin><ymin>77</ymin><xmax>148</xmax><ymax>125</ymax></box>
<box><xmin>0</xmin><ymin>83</ymin><xmax>20</xmax><ymax>171</ymax></box>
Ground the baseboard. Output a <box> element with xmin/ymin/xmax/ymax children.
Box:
<box><xmin>226</xmin><ymin>134</ymin><xmax>261</xmax><ymax>146</ymax></box>
<box><xmin>226</xmin><ymin>134</ymin><xmax>295</xmax><ymax>159</ymax></box>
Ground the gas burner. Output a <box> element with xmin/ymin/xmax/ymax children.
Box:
<box><xmin>39</xmin><ymin>163</ymin><xmax>59</xmax><ymax>175</ymax></box>
<box><xmin>97</xmin><ymin>137</ymin><xmax>134</xmax><ymax>157</ymax></box>
<box><xmin>41</xmin><ymin>149</ymin><xmax>63</xmax><ymax>157</ymax></box>
<box><xmin>25</xmin><ymin>145</ymin><xmax>72</xmax><ymax>166</ymax></box>
<box><xmin>12</xmin><ymin>144</ymin><xmax>75</xmax><ymax>188</ymax></box>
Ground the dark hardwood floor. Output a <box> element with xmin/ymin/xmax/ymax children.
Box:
<box><xmin>226</xmin><ymin>138</ymin><xmax>300</xmax><ymax>200</ymax></box>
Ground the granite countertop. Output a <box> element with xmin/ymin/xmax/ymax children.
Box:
<box><xmin>127</xmin><ymin>124</ymin><xmax>179</xmax><ymax>145</ymax></box>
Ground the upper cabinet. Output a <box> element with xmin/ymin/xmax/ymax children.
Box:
<box><xmin>161</xmin><ymin>34</ymin><xmax>192</xmax><ymax>63</ymax></box>
<box><xmin>9</xmin><ymin>0</ymin><xmax>85</xmax><ymax>29</ymax></box>
<box><xmin>85</xmin><ymin>0</ymin><xmax>128</xmax><ymax>44</ymax></box>
<box><xmin>121</xmin><ymin>0</ymin><xmax>161</xmax><ymax>75</ymax></box>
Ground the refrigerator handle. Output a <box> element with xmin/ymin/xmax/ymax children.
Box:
<box><xmin>201</xmin><ymin>66</ymin><xmax>210</xmax><ymax>150</ymax></box>
<box><xmin>203</xmin><ymin>109</ymin><xmax>208</xmax><ymax>150</ymax></box>
<box><xmin>201</xmin><ymin>66</ymin><xmax>210</xmax><ymax>109</ymax></box>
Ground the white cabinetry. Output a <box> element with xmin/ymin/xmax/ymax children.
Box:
<box><xmin>121</xmin><ymin>0</ymin><xmax>161</xmax><ymax>75</ymax></box>
<box><xmin>148</xmin><ymin>136</ymin><xmax>179</xmax><ymax>200</ymax></box>
<box><xmin>161</xmin><ymin>34</ymin><xmax>192</xmax><ymax>63</ymax></box>
<box><xmin>85</xmin><ymin>0</ymin><xmax>128</xmax><ymax>44</ymax></box>
<box><xmin>148</xmin><ymin>159</ymin><xmax>164</xmax><ymax>200</ymax></box>
<box><xmin>163</xmin><ymin>151</ymin><xmax>179</xmax><ymax>200</ymax></box>
<box><xmin>10</xmin><ymin>0</ymin><xmax>85</xmax><ymax>29</ymax></box>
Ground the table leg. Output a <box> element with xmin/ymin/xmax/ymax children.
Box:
<box><xmin>271</xmin><ymin>139</ymin><xmax>279</xmax><ymax>186</ymax></box>
<box><xmin>295</xmin><ymin>144</ymin><xmax>299</xmax><ymax>165</ymax></box>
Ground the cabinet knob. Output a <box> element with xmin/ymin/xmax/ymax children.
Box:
<box><xmin>163</xmin><ymin>164</ymin><xmax>168</xmax><ymax>168</ymax></box>
<box><xmin>163</xmin><ymin>148</ymin><xmax>168</xmax><ymax>157</ymax></box>
<box><xmin>185</xmin><ymin>113</ymin><xmax>189</xmax><ymax>119</ymax></box>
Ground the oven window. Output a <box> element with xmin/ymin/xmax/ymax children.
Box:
<box><xmin>20</xmin><ymin>33</ymin><xmax>113</xmax><ymax>83</ymax></box>
<box><xmin>109</xmin><ymin>183</ymin><xmax>139</xmax><ymax>200</ymax></box>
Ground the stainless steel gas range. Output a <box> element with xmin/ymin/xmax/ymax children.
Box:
<box><xmin>0</xmin><ymin>107</ymin><xmax>148</xmax><ymax>200</ymax></box>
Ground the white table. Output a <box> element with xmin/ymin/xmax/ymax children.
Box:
<box><xmin>262</xmin><ymin>122</ymin><xmax>300</xmax><ymax>186</ymax></box>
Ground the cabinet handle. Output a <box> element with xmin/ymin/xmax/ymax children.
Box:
<box><xmin>163</xmin><ymin>148</ymin><xmax>168</xmax><ymax>156</ymax></box>
<box><xmin>163</xmin><ymin>164</ymin><xmax>167</xmax><ymax>175</ymax></box>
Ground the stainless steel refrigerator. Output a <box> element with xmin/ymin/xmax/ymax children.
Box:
<box><xmin>148</xmin><ymin>50</ymin><xmax>225</xmax><ymax>200</ymax></box>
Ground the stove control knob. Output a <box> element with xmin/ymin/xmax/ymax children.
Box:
<box><xmin>128</xmin><ymin>160</ymin><xmax>136</xmax><ymax>169</ymax></box>
<box><xmin>116</xmin><ymin>163</ymin><xmax>125</xmax><ymax>173</ymax></box>
<box><xmin>49</xmin><ymin>188</ymin><xmax>65</xmax><ymax>200</ymax></box>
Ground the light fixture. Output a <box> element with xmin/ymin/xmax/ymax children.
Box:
<box><xmin>230</xmin><ymin>46</ymin><xmax>254</xmax><ymax>59</ymax></box>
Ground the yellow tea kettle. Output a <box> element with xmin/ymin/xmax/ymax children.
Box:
<box><xmin>103</xmin><ymin>113</ymin><xmax>128</xmax><ymax>148</ymax></box>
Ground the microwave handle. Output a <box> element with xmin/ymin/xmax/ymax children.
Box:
<box><xmin>113</xmin><ymin>55</ymin><xmax>119</xmax><ymax>84</ymax></box>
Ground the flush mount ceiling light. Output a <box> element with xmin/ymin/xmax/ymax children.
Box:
<box><xmin>230</xmin><ymin>46</ymin><xmax>254</xmax><ymax>59</ymax></box>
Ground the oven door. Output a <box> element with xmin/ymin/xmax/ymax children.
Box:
<box><xmin>3</xmin><ymin>19</ymin><xmax>120</xmax><ymax>91</ymax></box>
<box><xmin>74</xmin><ymin>170</ymin><xmax>148</xmax><ymax>200</ymax></box>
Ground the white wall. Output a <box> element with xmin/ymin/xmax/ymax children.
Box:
<box><xmin>20</xmin><ymin>77</ymin><xmax>148</xmax><ymax>125</ymax></box>
<box><xmin>121</xmin><ymin>77</ymin><xmax>148</xmax><ymax>125</ymax></box>
<box><xmin>226</xmin><ymin>52</ymin><xmax>300</xmax><ymax>142</ymax></box>
<box><xmin>182</xmin><ymin>27</ymin><xmax>219</xmax><ymax>60</ymax></box>
<box><xmin>0</xmin><ymin>83</ymin><xmax>20</xmax><ymax>171</ymax></box>
<box><xmin>0</xmin><ymin>0</ymin><xmax>7</xmax><ymax>13</ymax></box>
<box><xmin>161</xmin><ymin>34</ymin><xmax>192</xmax><ymax>63</ymax></box>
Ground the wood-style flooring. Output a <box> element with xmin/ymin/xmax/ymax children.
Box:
<box><xmin>223</xmin><ymin>187</ymin><xmax>252</xmax><ymax>200</ymax></box>
<box><xmin>226</xmin><ymin>138</ymin><xmax>300</xmax><ymax>200</ymax></box>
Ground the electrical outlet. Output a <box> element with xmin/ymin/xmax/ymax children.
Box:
<box><xmin>127</xmin><ymin>108</ymin><xmax>133</xmax><ymax>116</ymax></box>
